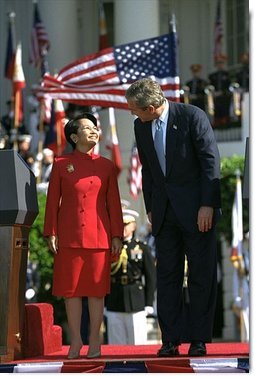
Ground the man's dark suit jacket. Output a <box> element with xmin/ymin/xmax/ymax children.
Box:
<box><xmin>134</xmin><ymin>101</ymin><xmax>221</xmax><ymax>236</ymax></box>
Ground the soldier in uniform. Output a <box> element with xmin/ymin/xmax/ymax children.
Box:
<box><xmin>185</xmin><ymin>64</ymin><xmax>208</xmax><ymax>110</ymax></box>
<box><xmin>208</xmin><ymin>55</ymin><xmax>231</xmax><ymax>126</ymax></box>
<box><xmin>235</xmin><ymin>52</ymin><xmax>249</xmax><ymax>92</ymax></box>
<box><xmin>105</xmin><ymin>209</ymin><xmax>156</xmax><ymax>345</ymax></box>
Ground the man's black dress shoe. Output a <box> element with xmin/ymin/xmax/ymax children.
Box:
<box><xmin>188</xmin><ymin>341</ymin><xmax>207</xmax><ymax>356</ymax></box>
<box><xmin>157</xmin><ymin>342</ymin><xmax>180</xmax><ymax>357</ymax></box>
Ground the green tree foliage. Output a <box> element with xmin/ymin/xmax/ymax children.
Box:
<box><xmin>218</xmin><ymin>155</ymin><xmax>249</xmax><ymax>243</ymax></box>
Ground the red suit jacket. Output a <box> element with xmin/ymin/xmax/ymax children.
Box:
<box><xmin>43</xmin><ymin>149</ymin><xmax>123</xmax><ymax>249</ymax></box>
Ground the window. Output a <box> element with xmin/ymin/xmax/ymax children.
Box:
<box><xmin>103</xmin><ymin>2</ymin><xmax>114</xmax><ymax>47</ymax></box>
<box><xmin>226</xmin><ymin>0</ymin><xmax>249</xmax><ymax>67</ymax></box>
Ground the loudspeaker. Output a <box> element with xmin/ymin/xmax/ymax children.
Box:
<box><xmin>0</xmin><ymin>150</ymin><xmax>38</xmax><ymax>226</ymax></box>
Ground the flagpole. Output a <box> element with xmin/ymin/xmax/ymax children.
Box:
<box><xmin>55</xmin><ymin>100</ymin><xmax>62</xmax><ymax>156</ymax></box>
<box><xmin>36</xmin><ymin>101</ymin><xmax>47</xmax><ymax>182</ymax></box>
<box><xmin>30</xmin><ymin>0</ymin><xmax>50</xmax><ymax>180</ymax></box>
<box><xmin>169</xmin><ymin>13</ymin><xmax>180</xmax><ymax>102</ymax></box>
<box><xmin>13</xmin><ymin>91</ymin><xmax>20</xmax><ymax>150</ymax></box>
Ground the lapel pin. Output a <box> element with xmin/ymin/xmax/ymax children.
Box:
<box><xmin>173</xmin><ymin>125</ymin><xmax>178</xmax><ymax>130</ymax></box>
<box><xmin>67</xmin><ymin>164</ymin><xmax>75</xmax><ymax>173</ymax></box>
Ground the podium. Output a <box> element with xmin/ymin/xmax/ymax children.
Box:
<box><xmin>0</xmin><ymin>150</ymin><xmax>39</xmax><ymax>362</ymax></box>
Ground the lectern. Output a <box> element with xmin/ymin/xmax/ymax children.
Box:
<box><xmin>0</xmin><ymin>150</ymin><xmax>39</xmax><ymax>362</ymax></box>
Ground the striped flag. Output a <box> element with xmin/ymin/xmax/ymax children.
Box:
<box><xmin>29</xmin><ymin>2</ymin><xmax>50</xmax><ymax>69</ymax></box>
<box><xmin>13</xmin><ymin>43</ymin><xmax>26</xmax><ymax>126</ymax></box>
<box><xmin>99</xmin><ymin>1</ymin><xmax>109</xmax><ymax>50</ymax></box>
<box><xmin>35</xmin><ymin>31</ymin><xmax>180</xmax><ymax>109</ymax></box>
<box><xmin>127</xmin><ymin>142</ymin><xmax>142</xmax><ymax>200</ymax></box>
<box><xmin>230</xmin><ymin>171</ymin><xmax>249</xmax><ymax>342</ymax></box>
<box><xmin>106</xmin><ymin>107</ymin><xmax>122</xmax><ymax>176</ymax></box>
<box><xmin>5</xmin><ymin>13</ymin><xmax>16</xmax><ymax>80</ymax></box>
<box><xmin>213</xmin><ymin>0</ymin><xmax>223</xmax><ymax>63</ymax></box>
<box><xmin>0</xmin><ymin>361</ymin><xmax>105</xmax><ymax>373</ymax></box>
<box><xmin>44</xmin><ymin>99</ymin><xmax>67</xmax><ymax>156</ymax></box>
<box><xmin>40</xmin><ymin>95</ymin><xmax>52</xmax><ymax>124</ymax></box>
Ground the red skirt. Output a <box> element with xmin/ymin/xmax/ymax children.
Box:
<box><xmin>52</xmin><ymin>248</ymin><xmax>111</xmax><ymax>298</ymax></box>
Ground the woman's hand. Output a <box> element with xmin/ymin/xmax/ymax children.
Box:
<box><xmin>47</xmin><ymin>235</ymin><xmax>59</xmax><ymax>254</ymax></box>
<box><xmin>111</xmin><ymin>237</ymin><xmax>122</xmax><ymax>261</ymax></box>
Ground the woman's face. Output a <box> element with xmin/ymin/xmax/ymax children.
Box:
<box><xmin>73</xmin><ymin>118</ymin><xmax>99</xmax><ymax>148</ymax></box>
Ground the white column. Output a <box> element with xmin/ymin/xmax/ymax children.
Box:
<box><xmin>39</xmin><ymin>0</ymin><xmax>79</xmax><ymax>73</ymax></box>
<box><xmin>111</xmin><ymin>0</ymin><xmax>160</xmax><ymax>226</ymax></box>
<box><xmin>114</xmin><ymin>0</ymin><xmax>160</xmax><ymax>44</ymax></box>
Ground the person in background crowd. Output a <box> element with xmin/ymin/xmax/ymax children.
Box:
<box><xmin>18</xmin><ymin>134</ymin><xmax>35</xmax><ymax>168</ymax></box>
<box><xmin>27</xmin><ymin>95</ymin><xmax>40</xmax><ymax>155</ymax></box>
<box><xmin>43</xmin><ymin>112</ymin><xmax>123</xmax><ymax>359</ymax></box>
<box><xmin>35</xmin><ymin>148</ymin><xmax>55</xmax><ymax>193</ymax></box>
<box><xmin>185</xmin><ymin>64</ymin><xmax>208</xmax><ymax>110</ymax></box>
<box><xmin>105</xmin><ymin>209</ymin><xmax>156</xmax><ymax>345</ymax></box>
<box><xmin>125</xmin><ymin>78</ymin><xmax>221</xmax><ymax>358</ymax></box>
<box><xmin>1</xmin><ymin>100</ymin><xmax>13</xmax><ymax>143</ymax></box>
<box><xmin>235</xmin><ymin>52</ymin><xmax>249</xmax><ymax>92</ymax></box>
<box><xmin>208</xmin><ymin>55</ymin><xmax>231</xmax><ymax>126</ymax></box>
<box><xmin>0</xmin><ymin>123</ymin><xmax>8</xmax><ymax>149</ymax></box>
<box><xmin>144</xmin><ymin>221</ymin><xmax>157</xmax><ymax>260</ymax></box>
<box><xmin>40</xmin><ymin>148</ymin><xmax>54</xmax><ymax>183</ymax></box>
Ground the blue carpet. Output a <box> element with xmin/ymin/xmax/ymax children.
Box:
<box><xmin>104</xmin><ymin>361</ymin><xmax>147</xmax><ymax>373</ymax></box>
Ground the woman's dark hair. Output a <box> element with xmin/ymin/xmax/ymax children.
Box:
<box><xmin>64</xmin><ymin>112</ymin><xmax>97</xmax><ymax>149</ymax></box>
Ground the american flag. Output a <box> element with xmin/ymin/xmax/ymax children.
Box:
<box><xmin>127</xmin><ymin>142</ymin><xmax>142</xmax><ymax>200</ymax></box>
<box><xmin>106</xmin><ymin>107</ymin><xmax>122</xmax><ymax>176</ymax></box>
<box><xmin>29</xmin><ymin>2</ymin><xmax>50</xmax><ymax>69</ymax></box>
<box><xmin>35</xmin><ymin>32</ymin><xmax>180</xmax><ymax>109</ymax></box>
<box><xmin>44</xmin><ymin>99</ymin><xmax>67</xmax><ymax>156</ymax></box>
<box><xmin>213</xmin><ymin>0</ymin><xmax>223</xmax><ymax>63</ymax></box>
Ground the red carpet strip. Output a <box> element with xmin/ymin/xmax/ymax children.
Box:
<box><xmin>1</xmin><ymin>343</ymin><xmax>249</xmax><ymax>373</ymax></box>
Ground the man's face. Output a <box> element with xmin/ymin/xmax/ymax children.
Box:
<box><xmin>123</xmin><ymin>221</ymin><xmax>136</xmax><ymax>239</ymax></box>
<box><xmin>127</xmin><ymin>99</ymin><xmax>156</xmax><ymax>123</ymax></box>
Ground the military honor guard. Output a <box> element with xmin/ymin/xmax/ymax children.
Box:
<box><xmin>235</xmin><ymin>52</ymin><xmax>249</xmax><ymax>92</ymax></box>
<box><xmin>185</xmin><ymin>64</ymin><xmax>208</xmax><ymax>111</ymax></box>
<box><xmin>208</xmin><ymin>55</ymin><xmax>231</xmax><ymax>126</ymax></box>
<box><xmin>105</xmin><ymin>209</ymin><xmax>156</xmax><ymax>345</ymax></box>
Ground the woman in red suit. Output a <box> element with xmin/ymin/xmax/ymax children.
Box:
<box><xmin>43</xmin><ymin>113</ymin><xmax>123</xmax><ymax>359</ymax></box>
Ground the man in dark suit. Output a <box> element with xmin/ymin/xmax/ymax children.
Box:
<box><xmin>125</xmin><ymin>78</ymin><xmax>221</xmax><ymax>357</ymax></box>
